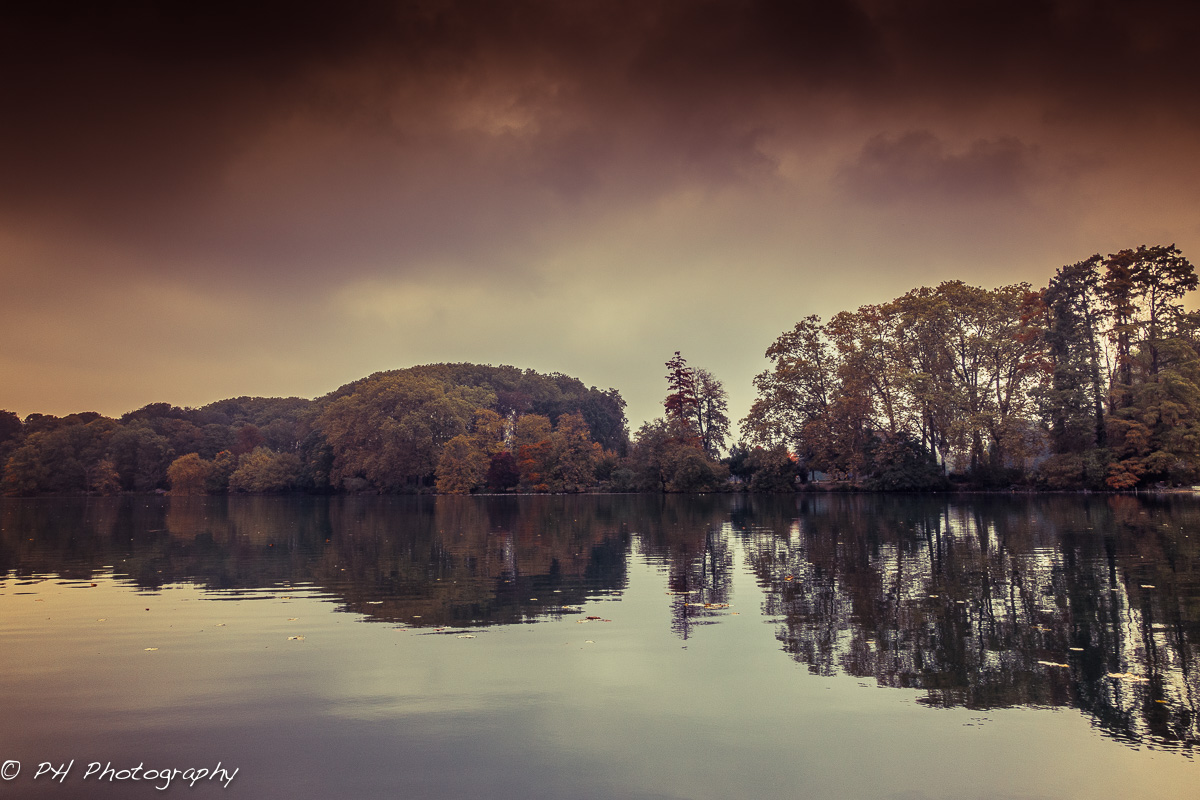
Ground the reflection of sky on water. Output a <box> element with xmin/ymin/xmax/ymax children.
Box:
<box><xmin>1</xmin><ymin>494</ymin><xmax>1198</xmax><ymax>799</ymax></box>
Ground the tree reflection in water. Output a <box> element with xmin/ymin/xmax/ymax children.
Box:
<box><xmin>1</xmin><ymin>492</ymin><xmax>1197</xmax><ymax>751</ymax></box>
<box><xmin>740</xmin><ymin>494</ymin><xmax>1200</xmax><ymax>752</ymax></box>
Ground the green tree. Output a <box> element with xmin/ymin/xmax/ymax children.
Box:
<box><xmin>434</xmin><ymin>408</ymin><xmax>510</xmax><ymax>494</ymax></box>
<box><xmin>330</xmin><ymin>363</ymin><xmax>628</xmax><ymax>452</ymax></box>
<box><xmin>551</xmin><ymin>411</ymin><xmax>600</xmax><ymax>492</ymax></box>
<box><xmin>108</xmin><ymin>424</ymin><xmax>173</xmax><ymax>492</ymax></box>
<box><xmin>436</xmin><ymin>435</ymin><xmax>490</xmax><ymax>494</ymax></box>
<box><xmin>206</xmin><ymin>450</ymin><xmax>237</xmax><ymax>493</ymax></box>
<box><xmin>628</xmin><ymin>418</ymin><xmax>725</xmax><ymax>493</ymax></box>
<box><xmin>746</xmin><ymin>445</ymin><xmax>800</xmax><ymax>493</ymax></box>
<box><xmin>2</xmin><ymin>434</ymin><xmax>46</xmax><ymax>495</ymax></box>
<box><xmin>1104</xmin><ymin>245</ymin><xmax>1198</xmax><ymax>410</ymax></box>
<box><xmin>229</xmin><ymin>447</ymin><xmax>302</xmax><ymax>493</ymax></box>
<box><xmin>1097</xmin><ymin>245</ymin><xmax>1200</xmax><ymax>487</ymax></box>
<box><xmin>0</xmin><ymin>410</ymin><xmax>20</xmax><ymax>486</ymax></box>
<box><xmin>693</xmin><ymin>368</ymin><xmax>731</xmax><ymax>458</ymax></box>
<box><xmin>317</xmin><ymin>373</ymin><xmax>492</xmax><ymax>491</ymax></box>
<box><xmin>0</xmin><ymin>410</ymin><xmax>21</xmax><ymax>445</ymax></box>
<box><xmin>1</xmin><ymin>417</ymin><xmax>118</xmax><ymax>494</ymax></box>
<box><xmin>866</xmin><ymin>432</ymin><xmax>946</xmax><ymax>491</ymax></box>
<box><xmin>470</xmin><ymin>408</ymin><xmax>507</xmax><ymax>455</ymax></box>
<box><xmin>1038</xmin><ymin>256</ymin><xmax>1108</xmax><ymax>455</ymax></box>
<box><xmin>88</xmin><ymin>458</ymin><xmax>121</xmax><ymax>495</ymax></box>
<box><xmin>827</xmin><ymin>304</ymin><xmax>906</xmax><ymax>436</ymax></box>
<box><xmin>891</xmin><ymin>288</ymin><xmax>959</xmax><ymax>471</ymax></box>
<box><xmin>168</xmin><ymin>453</ymin><xmax>211</xmax><ymax>495</ymax></box>
<box><xmin>661</xmin><ymin>353</ymin><xmax>730</xmax><ymax>457</ymax></box>
<box><xmin>1105</xmin><ymin>337</ymin><xmax>1200</xmax><ymax>487</ymax></box>
<box><xmin>742</xmin><ymin>315</ymin><xmax>834</xmax><ymax>452</ymax></box>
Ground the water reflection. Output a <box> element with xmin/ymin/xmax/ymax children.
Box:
<box><xmin>2</xmin><ymin>492</ymin><xmax>1199</xmax><ymax>753</ymax></box>
<box><xmin>0</xmin><ymin>496</ymin><xmax>635</xmax><ymax>627</ymax></box>
<box><xmin>739</xmin><ymin>494</ymin><xmax>1200</xmax><ymax>752</ymax></box>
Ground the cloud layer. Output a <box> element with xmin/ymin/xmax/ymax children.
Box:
<box><xmin>3</xmin><ymin>1</ymin><xmax>1199</xmax><ymax>425</ymax></box>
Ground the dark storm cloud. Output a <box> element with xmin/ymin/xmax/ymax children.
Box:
<box><xmin>3</xmin><ymin>0</ymin><xmax>1200</xmax><ymax>420</ymax></box>
<box><xmin>838</xmin><ymin>131</ymin><xmax>1039</xmax><ymax>204</ymax></box>
<box><xmin>0</xmin><ymin>0</ymin><xmax>1197</xmax><ymax>284</ymax></box>
<box><xmin>870</xmin><ymin>0</ymin><xmax>1200</xmax><ymax>111</ymax></box>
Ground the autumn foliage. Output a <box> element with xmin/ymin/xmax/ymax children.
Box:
<box><xmin>2</xmin><ymin>363</ymin><xmax>627</xmax><ymax>496</ymax></box>
<box><xmin>742</xmin><ymin>244</ymin><xmax>1200</xmax><ymax>490</ymax></box>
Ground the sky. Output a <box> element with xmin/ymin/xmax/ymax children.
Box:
<box><xmin>3</xmin><ymin>0</ymin><xmax>1200</xmax><ymax>433</ymax></box>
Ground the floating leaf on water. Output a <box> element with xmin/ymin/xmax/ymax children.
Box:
<box><xmin>1106</xmin><ymin>672</ymin><xmax>1149</xmax><ymax>682</ymax></box>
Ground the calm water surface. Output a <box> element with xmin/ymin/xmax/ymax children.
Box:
<box><xmin>1</xmin><ymin>494</ymin><xmax>1198</xmax><ymax>799</ymax></box>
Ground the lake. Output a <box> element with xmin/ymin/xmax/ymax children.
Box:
<box><xmin>1</xmin><ymin>493</ymin><xmax>1197</xmax><ymax>799</ymax></box>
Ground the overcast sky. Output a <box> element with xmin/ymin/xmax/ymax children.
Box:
<box><xmin>3</xmin><ymin>0</ymin><xmax>1199</xmax><ymax>432</ymax></box>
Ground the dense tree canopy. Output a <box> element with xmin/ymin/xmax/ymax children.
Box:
<box><xmin>623</xmin><ymin>353</ymin><xmax>730</xmax><ymax>493</ymax></box>
<box><xmin>3</xmin><ymin>363</ymin><xmax>628</xmax><ymax>496</ymax></box>
<box><xmin>743</xmin><ymin>244</ymin><xmax>1200</xmax><ymax>490</ymax></box>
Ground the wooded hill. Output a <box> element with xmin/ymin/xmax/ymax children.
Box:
<box><xmin>0</xmin><ymin>364</ymin><xmax>628</xmax><ymax>495</ymax></box>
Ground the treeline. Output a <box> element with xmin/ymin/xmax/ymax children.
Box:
<box><xmin>0</xmin><ymin>353</ymin><xmax>746</xmax><ymax>496</ymax></box>
<box><xmin>0</xmin><ymin>364</ymin><xmax>629</xmax><ymax>496</ymax></box>
<box><xmin>741</xmin><ymin>244</ymin><xmax>1200</xmax><ymax>490</ymax></box>
<box><xmin>6</xmin><ymin>243</ymin><xmax>1199</xmax><ymax>495</ymax></box>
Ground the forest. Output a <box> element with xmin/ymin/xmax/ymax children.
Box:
<box><xmin>2</xmin><ymin>243</ymin><xmax>1198</xmax><ymax>495</ymax></box>
<box><xmin>0</xmin><ymin>364</ymin><xmax>631</xmax><ymax>496</ymax></box>
<box><xmin>741</xmin><ymin>244</ymin><xmax>1200</xmax><ymax>491</ymax></box>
